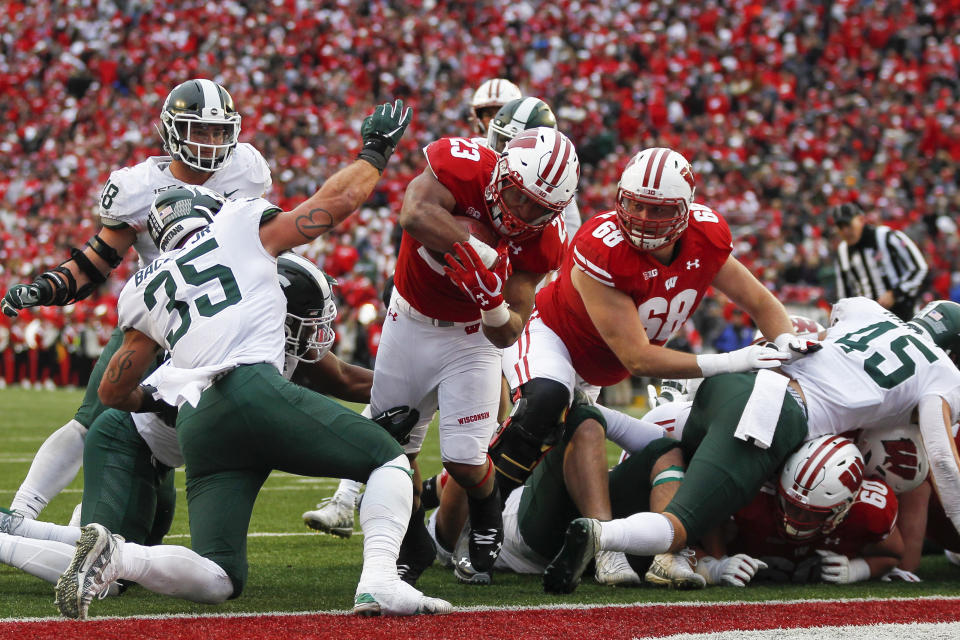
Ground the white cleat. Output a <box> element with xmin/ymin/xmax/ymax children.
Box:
<box><xmin>54</xmin><ymin>523</ymin><xmax>124</xmax><ymax>619</ymax></box>
<box><xmin>645</xmin><ymin>549</ymin><xmax>707</xmax><ymax>590</ymax></box>
<box><xmin>945</xmin><ymin>549</ymin><xmax>960</xmax><ymax>566</ymax></box>
<box><xmin>353</xmin><ymin>579</ymin><xmax>452</xmax><ymax>616</ymax></box>
<box><xmin>302</xmin><ymin>495</ymin><xmax>355</xmax><ymax>538</ymax></box>
<box><xmin>594</xmin><ymin>549</ymin><xmax>642</xmax><ymax>586</ymax></box>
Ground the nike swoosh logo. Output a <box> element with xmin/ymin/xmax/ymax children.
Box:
<box><xmin>223</xmin><ymin>189</ymin><xmax>239</xmax><ymax>198</ymax></box>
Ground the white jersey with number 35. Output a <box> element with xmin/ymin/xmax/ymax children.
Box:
<box><xmin>784</xmin><ymin>297</ymin><xmax>960</xmax><ymax>439</ymax></box>
<box><xmin>117</xmin><ymin>198</ymin><xmax>285</xmax><ymax>374</ymax></box>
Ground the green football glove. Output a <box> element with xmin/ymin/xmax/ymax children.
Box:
<box><xmin>357</xmin><ymin>99</ymin><xmax>412</xmax><ymax>173</ymax></box>
<box><xmin>2</xmin><ymin>282</ymin><xmax>54</xmax><ymax>317</ymax></box>
<box><xmin>372</xmin><ymin>405</ymin><xmax>420</xmax><ymax>445</ymax></box>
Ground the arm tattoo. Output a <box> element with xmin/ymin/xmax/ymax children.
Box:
<box><xmin>295</xmin><ymin>207</ymin><xmax>335</xmax><ymax>240</ymax></box>
<box><xmin>106</xmin><ymin>349</ymin><xmax>136</xmax><ymax>384</ymax></box>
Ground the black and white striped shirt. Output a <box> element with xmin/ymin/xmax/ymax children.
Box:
<box><xmin>834</xmin><ymin>224</ymin><xmax>928</xmax><ymax>320</ymax></box>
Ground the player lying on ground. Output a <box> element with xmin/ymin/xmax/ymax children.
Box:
<box><xmin>542</xmin><ymin>297</ymin><xmax>960</xmax><ymax>594</ymax></box>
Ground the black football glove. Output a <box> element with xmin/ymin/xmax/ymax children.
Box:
<box><xmin>357</xmin><ymin>99</ymin><xmax>413</xmax><ymax>173</ymax></box>
<box><xmin>2</xmin><ymin>282</ymin><xmax>55</xmax><ymax>318</ymax></box>
<box><xmin>372</xmin><ymin>405</ymin><xmax>420</xmax><ymax>445</ymax></box>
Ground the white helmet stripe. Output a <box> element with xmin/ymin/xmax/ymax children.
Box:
<box><xmin>197</xmin><ymin>79</ymin><xmax>223</xmax><ymax>116</ymax></box>
<box><xmin>510</xmin><ymin>97</ymin><xmax>541</xmax><ymax>128</ymax></box>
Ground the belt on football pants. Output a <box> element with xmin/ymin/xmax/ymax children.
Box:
<box><xmin>391</xmin><ymin>291</ymin><xmax>478</xmax><ymax>328</ymax></box>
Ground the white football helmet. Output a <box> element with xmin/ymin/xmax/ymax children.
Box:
<box><xmin>616</xmin><ymin>147</ymin><xmax>696</xmax><ymax>251</ymax></box>
<box><xmin>470</xmin><ymin>78</ymin><xmax>522</xmax><ymax>134</ymax></box>
<box><xmin>777</xmin><ymin>435</ymin><xmax>865</xmax><ymax>541</ymax></box>
<box><xmin>856</xmin><ymin>424</ymin><xmax>929</xmax><ymax>494</ymax></box>
<box><xmin>485</xmin><ymin>127</ymin><xmax>579</xmax><ymax>239</ymax></box>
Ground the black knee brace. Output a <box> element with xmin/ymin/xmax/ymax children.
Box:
<box><xmin>489</xmin><ymin>378</ymin><xmax>570</xmax><ymax>501</ymax></box>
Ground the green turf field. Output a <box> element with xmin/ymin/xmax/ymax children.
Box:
<box><xmin>0</xmin><ymin>388</ymin><xmax>958</xmax><ymax>619</ymax></box>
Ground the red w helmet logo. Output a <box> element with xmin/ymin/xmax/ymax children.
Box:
<box><xmin>881</xmin><ymin>438</ymin><xmax>921</xmax><ymax>481</ymax></box>
<box><xmin>679</xmin><ymin>163</ymin><xmax>696</xmax><ymax>190</ymax></box>
<box><xmin>838</xmin><ymin>457</ymin><xmax>865</xmax><ymax>493</ymax></box>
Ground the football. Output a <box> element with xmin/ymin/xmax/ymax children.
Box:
<box><xmin>455</xmin><ymin>215</ymin><xmax>500</xmax><ymax>248</ymax></box>
<box><xmin>427</xmin><ymin>216</ymin><xmax>500</xmax><ymax>263</ymax></box>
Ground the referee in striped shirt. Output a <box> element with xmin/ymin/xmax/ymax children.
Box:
<box><xmin>831</xmin><ymin>202</ymin><xmax>928</xmax><ymax>321</ymax></box>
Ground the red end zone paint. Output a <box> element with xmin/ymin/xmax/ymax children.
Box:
<box><xmin>4</xmin><ymin>598</ymin><xmax>960</xmax><ymax>640</ymax></box>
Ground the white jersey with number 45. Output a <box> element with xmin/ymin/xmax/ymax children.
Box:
<box><xmin>784</xmin><ymin>297</ymin><xmax>960</xmax><ymax>439</ymax></box>
<box><xmin>117</xmin><ymin>197</ymin><xmax>285</xmax><ymax>376</ymax></box>
<box><xmin>98</xmin><ymin>144</ymin><xmax>272</xmax><ymax>267</ymax></box>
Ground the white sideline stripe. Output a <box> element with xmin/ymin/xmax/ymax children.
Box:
<box><xmin>162</xmin><ymin>531</ymin><xmax>360</xmax><ymax>540</ymax></box>
<box><xmin>658</xmin><ymin>622</ymin><xmax>960</xmax><ymax>640</ymax></box>
<box><xmin>2</xmin><ymin>595</ymin><xmax>959</xmax><ymax>624</ymax></box>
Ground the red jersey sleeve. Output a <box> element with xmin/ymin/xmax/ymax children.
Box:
<box><xmin>423</xmin><ymin>138</ymin><xmax>498</xmax><ymax>217</ymax></box>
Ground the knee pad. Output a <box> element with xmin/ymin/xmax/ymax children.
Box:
<box><xmin>489</xmin><ymin>378</ymin><xmax>570</xmax><ymax>488</ymax></box>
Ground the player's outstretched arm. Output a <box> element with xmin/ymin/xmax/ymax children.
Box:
<box><xmin>571</xmin><ymin>267</ymin><xmax>786</xmax><ymax>378</ymax></box>
<box><xmin>2</xmin><ymin>226</ymin><xmax>136</xmax><ymax>318</ymax></box>
<box><xmin>260</xmin><ymin>100</ymin><xmax>412</xmax><ymax>256</ymax></box>
<box><xmin>290</xmin><ymin>351</ymin><xmax>373</xmax><ymax>404</ymax></box>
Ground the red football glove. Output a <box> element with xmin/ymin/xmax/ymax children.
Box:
<box><xmin>443</xmin><ymin>242</ymin><xmax>511</xmax><ymax>326</ymax></box>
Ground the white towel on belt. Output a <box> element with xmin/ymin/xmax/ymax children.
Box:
<box><xmin>733</xmin><ymin>369</ymin><xmax>789</xmax><ymax>450</ymax></box>
<box><xmin>150</xmin><ymin>362</ymin><xmax>236</xmax><ymax>408</ymax></box>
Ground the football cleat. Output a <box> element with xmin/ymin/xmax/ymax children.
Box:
<box><xmin>452</xmin><ymin>524</ymin><xmax>492</xmax><ymax>585</ymax></box>
<box><xmin>54</xmin><ymin>523</ymin><xmax>124</xmax><ymax>619</ymax></box>
<box><xmin>302</xmin><ymin>496</ymin><xmax>355</xmax><ymax>538</ymax></box>
<box><xmin>594</xmin><ymin>549</ymin><xmax>642</xmax><ymax>586</ymax></box>
<box><xmin>644</xmin><ymin>549</ymin><xmax>706</xmax><ymax>590</ymax></box>
<box><xmin>353</xmin><ymin>580</ymin><xmax>452</xmax><ymax>616</ymax></box>
<box><xmin>543</xmin><ymin>518</ymin><xmax>601</xmax><ymax>594</ymax></box>
<box><xmin>0</xmin><ymin>506</ymin><xmax>24</xmax><ymax>535</ymax></box>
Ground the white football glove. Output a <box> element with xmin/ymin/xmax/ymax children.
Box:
<box><xmin>773</xmin><ymin>332</ymin><xmax>822</xmax><ymax>363</ymax></box>
<box><xmin>816</xmin><ymin>550</ymin><xmax>870</xmax><ymax>584</ymax></box>
<box><xmin>880</xmin><ymin>567</ymin><xmax>922</xmax><ymax>582</ymax></box>
<box><xmin>697</xmin><ymin>343</ymin><xmax>790</xmax><ymax>377</ymax></box>
<box><xmin>695</xmin><ymin>554</ymin><xmax>768</xmax><ymax>587</ymax></box>
<box><xmin>646</xmin><ymin>379</ymin><xmax>688</xmax><ymax>408</ymax></box>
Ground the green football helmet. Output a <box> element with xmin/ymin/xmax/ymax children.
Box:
<box><xmin>908</xmin><ymin>300</ymin><xmax>960</xmax><ymax>355</ymax></box>
<box><xmin>277</xmin><ymin>253</ymin><xmax>337</xmax><ymax>362</ymax></box>
<box><xmin>147</xmin><ymin>185</ymin><xmax>225</xmax><ymax>252</ymax></box>
<box><xmin>157</xmin><ymin>79</ymin><xmax>241</xmax><ymax>172</ymax></box>
<box><xmin>486</xmin><ymin>97</ymin><xmax>558</xmax><ymax>154</ymax></box>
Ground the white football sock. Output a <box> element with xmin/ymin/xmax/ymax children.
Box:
<box><xmin>4</xmin><ymin>515</ymin><xmax>81</xmax><ymax>547</ymax></box>
<box><xmin>598</xmin><ymin>512</ymin><xmax>675</xmax><ymax>556</ymax></box>
<box><xmin>357</xmin><ymin>454</ymin><xmax>412</xmax><ymax>587</ymax></box>
<box><xmin>597</xmin><ymin>404</ymin><xmax>667</xmax><ymax>452</ymax></box>
<box><xmin>333</xmin><ymin>478</ymin><xmax>364</xmax><ymax>504</ymax></box>
<box><xmin>0</xmin><ymin>532</ymin><xmax>75</xmax><ymax>583</ymax></box>
<box><xmin>121</xmin><ymin>542</ymin><xmax>233</xmax><ymax>604</ymax></box>
<box><xmin>11</xmin><ymin>419</ymin><xmax>87</xmax><ymax>518</ymax></box>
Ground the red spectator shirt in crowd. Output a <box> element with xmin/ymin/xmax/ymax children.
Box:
<box><xmin>393</xmin><ymin>137</ymin><xmax>565</xmax><ymax>323</ymax></box>
<box><xmin>729</xmin><ymin>479</ymin><xmax>898</xmax><ymax>560</ymax></box>
<box><xmin>535</xmin><ymin>205</ymin><xmax>732</xmax><ymax>386</ymax></box>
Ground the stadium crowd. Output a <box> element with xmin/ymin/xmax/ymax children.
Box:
<box><xmin>3</xmin><ymin>0</ymin><xmax>960</xmax><ymax>388</ymax></box>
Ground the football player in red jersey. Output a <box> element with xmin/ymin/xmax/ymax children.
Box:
<box><xmin>373</xmin><ymin>127</ymin><xmax>579</xmax><ymax>585</ymax></box>
<box><xmin>494</xmin><ymin>147</ymin><xmax>811</xmax><ymax>584</ymax></box>
<box><xmin>720</xmin><ymin>436</ymin><xmax>902</xmax><ymax>586</ymax></box>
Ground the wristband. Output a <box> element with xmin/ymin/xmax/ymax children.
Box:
<box><xmin>467</xmin><ymin>234</ymin><xmax>498</xmax><ymax>268</ymax></box>
<box><xmin>480</xmin><ymin>301</ymin><xmax>510</xmax><ymax>327</ymax></box>
<box><xmin>696</xmin><ymin>352</ymin><xmax>730</xmax><ymax>377</ymax></box>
